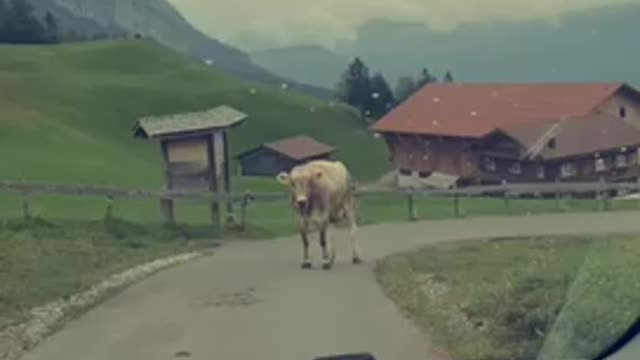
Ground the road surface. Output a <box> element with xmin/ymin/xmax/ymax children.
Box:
<box><xmin>23</xmin><ymin>211</ymin><xmax>640</xmax><ymax>360</ymax></box>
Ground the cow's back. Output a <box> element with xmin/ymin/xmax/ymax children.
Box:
<box><xmin>304</xmin><ymin>160</ymin><xmax>355</xmax><ymax>221</ymax></box>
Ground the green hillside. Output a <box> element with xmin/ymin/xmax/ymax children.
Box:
<box><xmin>0</xmin><ymin>40</ymin><xmax>388</xmax><ymax>189</ymax></box>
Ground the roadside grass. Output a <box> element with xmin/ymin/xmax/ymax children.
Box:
<box><xmin>375</xmin><ymin>234</ymin><xmax>640</xmax><ymax>360</ymax></box>
<box><xmin>0</xmin><ymin>218</ymin><xmax>218</xmax><ymax>329</ymax></box>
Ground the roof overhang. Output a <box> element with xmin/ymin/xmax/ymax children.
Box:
<box><xmin>133</xmin><ymin>105</ymin><xmax>247</xmax><ymax>140</ymax></box>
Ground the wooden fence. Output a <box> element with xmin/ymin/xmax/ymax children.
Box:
<box><xmin>1</xmin><ymin>179</ymin><xmax>640</xmax><ymax>229</ymax></box>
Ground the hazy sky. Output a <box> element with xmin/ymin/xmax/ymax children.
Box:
<box><xmin>169</xmin><ymin>0</ymin><xmax>636</xmax><ymax>49</ymax></box>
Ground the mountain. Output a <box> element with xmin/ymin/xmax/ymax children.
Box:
<box><xmin>33</xmin><ymin>0</ymin><xmax>333</xmax><ymax>98</ymax></box>
<box><xmin>0</xmin><ymin>40</ymin><xmax>388</xmax><ymax>187</ymax></box>
<box><xmin>251</xmin><ymin>45</ymin><xmax>349</xmax><ymax>90</ymax></box>
<box><xmin>250</xmin><ymin>3</ymin><xmax>640</xmax><ymax>90</ymax></box>
<box><xmin>30</xmin><ymin>0</ymin><xmax>128</xmax><ymax>40</ymax></box>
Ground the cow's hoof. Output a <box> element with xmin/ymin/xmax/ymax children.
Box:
<box><xmin>301</xmin><ymin>262</ymin><xmax>312</xmax><ymax>269</ymax></box>
<box><xmin>322</xmin><ymin>262</ymin><xmax>333</xmax><ymax>270</ymax></box>
<box><xmin>352</xmin><ymin>257</ymin><xmax>363</xmax><ymax>265</ymax></box>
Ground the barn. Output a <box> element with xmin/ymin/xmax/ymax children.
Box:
<box><xmin>236</xmin><ymin>135</ymin><xmax>334</xmax><ymax>177</ymax></box>
<box><xmin>371</xmin><ymin>83</ymin><xmax>640</xmax><ymax>187</ymax></box>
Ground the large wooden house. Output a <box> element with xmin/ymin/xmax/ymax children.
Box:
<box><xmin>371</xmin><ymin>83</ymin><xmax>640</xmax><ymax>187</ymax></box>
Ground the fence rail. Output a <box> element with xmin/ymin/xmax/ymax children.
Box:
<box><xmin>1</xmin><ymin>179</ymin><xmax>640</xmax><ymax>228</ymax></box>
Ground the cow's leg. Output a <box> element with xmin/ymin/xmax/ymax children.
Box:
<box><xmin>347</xmin><ymin>207</ymin><xmax>362</xmax><ymax>264</ymax></box>
<box><xmin>301</xmin><ymin>231</ymin><xmax>312</xmax><ymax>269</ymax></box>
<box><xmin>319</xmin><ymin>225</ymin><xmax>334</xmax><ymax>270</ymax></box>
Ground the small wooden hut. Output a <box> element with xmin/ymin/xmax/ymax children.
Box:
<box><xmin>236</xmin><ymin>135</ymin><xmax>334</xmax><ymax>177</ymax></box>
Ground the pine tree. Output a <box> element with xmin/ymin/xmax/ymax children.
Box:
<box><xmin>5</xmin><ymin>0</ymin><xmax>46</xmax><ymax>43</ymax></box>
<box><xmin>395</xmin><ymin>76</ymin><xmax>417</xmax><ymax>104</ymax></box>
<box><xmin>443</xmin><ymin>71</ymin><xmax>454</xmax><ymax>83</ymax></box>
<box><xmin>368</xmin><ymin>73</ymin><xmax>395</xmax><ymax>119</ymax></box>
<box><xmin>0</xmin><ymin>0</ymin><xmax>9</xmax><ymax>43</ymax></box>
<box><xmin>44</xmin><ymin>11</ymin><xmax>58</xmax><ymax>43</ymax></box>
<box><xmin>416</xmin><ymin>67</ymin><xmax>438</xmax><ymax>88</ymax></box>
<box><xmin>337</xmin><ymin>57</ymin><xmax>372</xmax><ymax>120</ymax></box>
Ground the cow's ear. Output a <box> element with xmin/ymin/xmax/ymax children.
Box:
<box><xmin>276</xmin><ymin>172</ymin><xmax>290</xmax><ymax>185</ymax></box>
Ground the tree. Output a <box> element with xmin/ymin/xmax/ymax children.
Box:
<box><xmin>2</xmin><ymin>0</ymin><xmax>47</xmax><ymax>44</ymax></box>
<box><xmin>443</xmin><ymin>71</ymin><xmax>454</xmax><ymax>83</ymax></box>
<box><xmin>44</xmin><ymin>11</ymin><xmax>60</xmax><ymax>43</ymax></box>
<box><xmin>44</xmin><ymin>11</ymin><xmax>58</xmax><ymax>43</ymax></box>
<box><xmin>368</xmin><ymin>73</ymin><xmax>395</xmax><ymax>119</ymax></box>
<box><xmin>416</xmin><ymin>67</ymin><xmax>438</xmax><ymax>88</ymax></box>
<box><xmin>395</xmin><ymin>76</ymin><xmax>417</xmax><ymax>104</ymax></box>
<box><xmin>0</xmin><ymin>0</ymin><xmax>9</xmax><ymax>43</ymax></box>
<box><xmin>337</xmin><ymin>57</ymin><xmax>372</xmax><ymax>120</ymax></box>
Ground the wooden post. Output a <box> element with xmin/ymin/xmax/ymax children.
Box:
<box><xmin>160</xmin><ymin>140</ymin><xmax>175</xmax><ymax>225</ymax></box>
<box><xmin>453</xmin><ymin>194</ymin><xmax>461</xmax><ymax>218</ymax></box>
<box><xmin>105</xmin><ymin>194</ymin><xmax>114</xmax><ymax>221</ymax></box>
<box><xmin>503</xmin><ymin>192</ymin><xmax>510</xmax><ymax>210</ymax></box>
<box><xmin>240</xmin><ymin>191</ymin><xmax>252</xmax><ymax>231</ymax></box>
<box><xmin>207</xmin><ymin>134</ymin><xmax>222</xmax><ymax>233</ymax></box>
<box><xmin>598</xmin><ymin>178</ymin><xmax>608</xmax><ymax>212</ymax></box>
<box><xmin>160</xmin><ymin>198</ymin><xmax>175</xmax><ymax>225</ymax></box>
<box><xmin>223</xmin><ymin>131</ymin><xmax>235</xmax><ymax>224</ymax></box>
<box><xmin>21</xmin><ymin>191</ymin><xmax>32</xmax><ymax>221</ymax></box>
<box><xmin>636</xmin><ymin>178</ymin><xmax>640</xmax><ymax>210</ymax></box>
<box><xmin>408</xmin><ymin>192</ymin><xmax>418</xmax><ymax>221</ymax></box>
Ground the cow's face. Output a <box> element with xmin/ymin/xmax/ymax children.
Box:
<box><xmin>277</xmin><ymin>168</ymin><xmax>323</xmax><ymax>213</ymax></box>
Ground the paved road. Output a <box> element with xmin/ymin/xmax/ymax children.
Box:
<box><xmin>23</xmin><ymin>212</ymin><xmax>640</xmax><ymax>360</ymax></box>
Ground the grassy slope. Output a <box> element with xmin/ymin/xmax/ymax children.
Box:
<box><xmin>0</xmin><ymin>40</ymin><xmax>388</xmax><ymax>187</ymax></box>
<box><xmin>376</xmin><ymin>234</ymin><xmax>640</xmax><ymax>360</ymax></box>
<box><xmin>0</xmin><ymin>40</ymin><xmax>390</xmax><ymax>226</ymax></box>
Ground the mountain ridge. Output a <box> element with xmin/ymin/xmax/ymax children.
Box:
<box><xmin>33</xmin><ymin>0</ymin><xmax>334</xmax><ymax>98</ymax></box>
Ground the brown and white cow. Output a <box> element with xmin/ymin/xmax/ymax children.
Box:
<box><xmin>276</xmin><ymin>160</ymin><xmax>362</xmax><ymax>270</ymax></box>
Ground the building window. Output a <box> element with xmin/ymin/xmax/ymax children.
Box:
<box><xmin>595</xmin><ymin>158</ymin><xmax>607</xmax><ymax>172</ymax></box>
<box><xmin>619</xmin><ymin>107</ymin><xmax>627</xmax><ymax>118</ymax></box>
<box><xmin>548</xmin><ymin>138</ymin><xmax>556</xmax><ymax>149</ymax></box>
<box><xmin>615</xmin><ymin>154</ymin><xmax>628</xmax><ymax>168</ymax></box>
<box><xmin>561</xmin><ymin>163</ymin><xmax>577</xmax><ymax>178</ymax></box>
<box><xmin>483</xmin><ymin>157</ymin><xmax>496</xmax><ymax>172</ymax></box>
<box><xmin>509</xmin><ymin>162</ymin><xmax>522</xmax><ymax>175</ymax></box>
<box><xmin>399</xmin><ymin>169</ymin><xmax>412</xmax><ymax>176</ymax></box>
<box><xmin>536</xmin><ymin>166</ymin><xmax>545</xmax><ymax>179</ymax></box>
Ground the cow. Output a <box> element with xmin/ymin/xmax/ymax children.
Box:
<box><xmin>276</xmin><ymin>160</ymin><xmax>362</xmax><ymax>270</ymax></box>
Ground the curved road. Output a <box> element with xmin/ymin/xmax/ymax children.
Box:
<box><xmin>23</xmin><ymin>211</ymin><xmax>640</xmax><ymax>360</ymax></box>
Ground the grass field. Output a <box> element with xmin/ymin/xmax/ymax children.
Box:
<box><xmin>0</xmin><ymin>40</ymin><xmax>388</xmax><ymax>186</ymax></box>
<box><xmin>375</xmin><ymin>234</ymin><xmax>640</xmax><ymax>360</ymax></box>
<box><xmin>0</xmin><ymin>218</ymin><xmax>218</xmax><ymax>329</ymax></box>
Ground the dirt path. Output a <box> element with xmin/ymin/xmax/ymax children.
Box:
<box><xmin>22</xmin><ymin>211</ymin><xmax>640</xmax><ymax>360</ymax></box>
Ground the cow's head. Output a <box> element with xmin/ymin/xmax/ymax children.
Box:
<box><xmin>276</xmin><ymin>167</ymin><xmax>323</xmax><ymax>213</ymax></box>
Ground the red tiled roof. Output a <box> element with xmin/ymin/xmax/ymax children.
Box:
<box><xmin>499</xmin><ymin>114</ymin><xmax>640</xmax><ymax>160</ymax></box>
<box><xmin>264</xmin><ymin>135</ymin><xmax>334</xmax><ymax>160</ymax></box>
<box><xmin>371</xmin><ymin>83</ymin><xmax>624</xmax><ymax>138</ymax></box>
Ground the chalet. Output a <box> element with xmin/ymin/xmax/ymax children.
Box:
<box><xmin>371</xmin><ymin>83</ymin><xmax>640</xmax><ymax>187</ymax></box>
<box><xmin>236</xmin><ymin>135</ymin><xmax>334</xmax><ymax>176</ymax></box>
